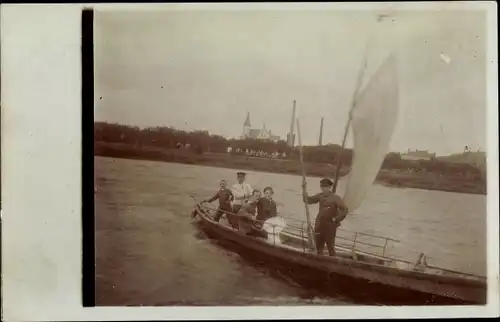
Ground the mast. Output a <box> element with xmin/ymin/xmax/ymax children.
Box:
<box><xmin>332</xmin><ymin>119</ymin><xmax>352</xmax><ymax>192</ymax></box>
<box><xmin>296</xmin><ymin>118</ymin><xmax>315</xmax><ymax>249</ymax></box>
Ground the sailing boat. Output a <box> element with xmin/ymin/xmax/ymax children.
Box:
<box><xmin>191</xmin><ymin>52</ymin><xmax>486</xmax><ymax>304</ymax></box>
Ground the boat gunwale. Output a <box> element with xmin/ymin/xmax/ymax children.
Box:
<box><xmin>280</xmin><ymin>229</ymin><xmax>484</xmax><ymax>279</ymax></box>
<box><xmin>195</xmin><ymin>205</ymin><xmax>486</xmax><ymax>289</ymax></box>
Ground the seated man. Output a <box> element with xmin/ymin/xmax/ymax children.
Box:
<box><xmin>236</xmin><ymin>189</ymin><xmax>261</xmax><ymax>234</ymax></box>
<box><xmin>249</xmin><ymin>186</ymin><xmax>278</xmax><ymax>239</ymax></box>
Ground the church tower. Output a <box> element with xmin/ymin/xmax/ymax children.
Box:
<box><xmin>242</xmin><ymin>112</ymin><xmax>251</xmax><ymax>138</ymax></box>
<box><xmin>258</xmin><ymin>123</ymin><xmax>270</xmax><ymax>140</ymax></box>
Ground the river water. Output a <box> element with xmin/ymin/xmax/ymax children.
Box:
<box><xmin>94</xmin><ymin>156</ymin><xmax>486</xmax><ymax>306</ymax></box>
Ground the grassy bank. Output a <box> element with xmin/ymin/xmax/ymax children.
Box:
<box><xmin>376</xmin><ymin>170</ymin><xmax>486</xmax><ymax>195</ymax></box>
<box><xmin>94</xmin><ymin>141</ymin><xmax>486</xmax><ymax>195</ymax></box>
<box><xmin>94</xmin><ymin>141</ymin><xmax>349</xmax><ymax>179</ymax></box>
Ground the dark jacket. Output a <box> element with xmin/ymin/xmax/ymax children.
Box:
<box><xmin>304</xmin><ymin>191</ymin><xmax>347</xmax><ymax>230</ymax></box>
<box><xmin>237</xmin><ymin>199</ymin><xmax>260</xmax><ymax>234</ymax></box>
<box><xmin>207</xmin><ymin>188</ymin><xmax>234</xmax><ymax>208</ymax></box>
<box><xmin>255</xmin><ymin>198</ymin><xmax>277</xmax><ymax>224</ymax></box>
<box><xmin>239</xmin><ymin>199</ymin><xmax>259</xmax><ymax>216</ymax></box>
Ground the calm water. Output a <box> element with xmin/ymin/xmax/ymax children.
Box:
<box><xmin>95</xmin><ymin>156</ymin><xmax>486</xmax><ymax>306</ymax></box>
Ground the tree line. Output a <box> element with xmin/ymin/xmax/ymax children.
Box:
<box><xmin>94</xmin><ymin>122</ymin><xmax>484</xmax><ymax>181</ymax></box>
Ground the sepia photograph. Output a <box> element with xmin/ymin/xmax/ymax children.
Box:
<box><xmin>93</xmin><ymin>6</ymin><xmax>489</xmax><ymax>307</ymax></box>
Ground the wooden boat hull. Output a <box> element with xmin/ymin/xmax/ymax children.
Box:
<box><xmin>193</xmin><ymin>205</ymin><xmax>487</xmax><ymax>304</ymax></box>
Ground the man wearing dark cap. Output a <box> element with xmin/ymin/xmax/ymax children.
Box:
<box><xmin>230</xmin><ymin>171</ymin><xmax>253</xmax><ymax>228</ymax></box>
<box><xmin>303</xmin><ymin>177</ymin><xmax>348</xmax><ymax>256</ymax></box>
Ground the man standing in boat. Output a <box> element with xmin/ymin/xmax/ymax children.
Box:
<box><xmin>303</xmin><ymin>177</ymin><xmax>348</xmax><ymax>257</ymax></box>
<box><xmin>201</xmin><ymin>179</ymin><xmax>234</xmax><ymax>223</ymax></box>
<box><xmin>230</xmin><ymin>171</ymin><xmax>253</xmax><ymax>228</ymax></box>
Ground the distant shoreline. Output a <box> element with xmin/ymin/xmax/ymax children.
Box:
<box><xmin>94</xmin><ymin>141</ymin><xmax>486</xmax><ymax>196</ymax></box>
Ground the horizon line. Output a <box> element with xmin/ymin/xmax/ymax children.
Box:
<box><xmin>93</xmin><ymin>120</ymin><xmax>486</xmax><ymax>157</ymax></box>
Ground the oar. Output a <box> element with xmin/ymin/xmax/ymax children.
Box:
<box><xmin>189</xmin><ymin>195</ymin><xmax>204</xmax><ymax>218</ymax></box>
<box><xmin>296</xmin><ymin>118</ymin><xmax>315</xmax><ymax>250</ymax></box>
<box><xmin>190</xmin><ymin>194</ymin><xmax>239</xmax><ymax>222</ymax></box>
<box><xmin>189</xmin><ymin>194</ymin><xmax>201</xmax><ymax>204</ymax></box>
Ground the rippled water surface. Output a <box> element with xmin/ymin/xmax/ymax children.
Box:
<box><xmin>95</xmin><ymin>156</ymin><xmax>486</xmax><ymax>306</ymax></box>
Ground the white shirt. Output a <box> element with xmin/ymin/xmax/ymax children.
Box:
<box><xmin>231</xmin><ymin>182</ymin><xmax>253</xmax><ymax>206</ymax></box>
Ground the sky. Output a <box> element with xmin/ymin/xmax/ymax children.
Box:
<box><xmin>94</xmin><ymin>9</ymin><xmax>487</xmax><ymax>156</ymax></box>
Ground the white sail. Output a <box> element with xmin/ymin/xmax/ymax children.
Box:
<box><xmin>343</xmin><ymin>53</ymin><xmax>399</xmax><ymax>212</ymax></box>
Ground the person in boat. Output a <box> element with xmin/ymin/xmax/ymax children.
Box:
<box><xmin>201</xmin><ymin>179</ymin><xmax>234</xmax><ymax>223</ymax></box>
<box><xmin>253</xmin><ymin>186</ymin><xmax>278</xmax><ymax>236</ymax></box>
<box><xmin>236</xmin><ymin>189</ymin><xmax>261</xmax><ymax>235</ymax></box>
<box><xmin>230</xmin><ymin>171</ymin><xmax>253</xmax><ymax>228</ymax></box>
<box><xmin>302</xmin><ymin>177</ymin><xmax>348</xmax><ymax>257</ymax></box>
<box><xmin>242</xmin><ymin>186</ymin><xmax>278</xmax><ymax>239</ymax></box>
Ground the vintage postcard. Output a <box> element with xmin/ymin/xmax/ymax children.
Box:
<box><xmin>1</xmin><ymin>2</ymin><xmax>499</xmax><ymax>321</ymax></box>
<box><xmin>93</xmin><ymin>3</ymin><xmax>492</xmax><ymax>307</ymax></box>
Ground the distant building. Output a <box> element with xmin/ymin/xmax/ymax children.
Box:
<box><xmin>286</xmin><ymin>132</ymin><xmax>295</xmax><ymax>147</ymax></box>
<box><xmin>241</xmin><ymin>112</ymin><xmax>281</xmax><ymax>142</ymax></box>
<box><xmin>400</xmin><ymin>149</ymin><xmax>436</xmax><ymax>161</ymax></box>
<box><xmin>318</xmin><ymin>117</ymin><xmax>324</xmax><ymax>146</ymax></box>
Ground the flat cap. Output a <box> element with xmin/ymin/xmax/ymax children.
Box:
<box><xmin>320</xmin><ymin>178</ymin><xmax>334</xmax><ymax>186</ymax></box>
